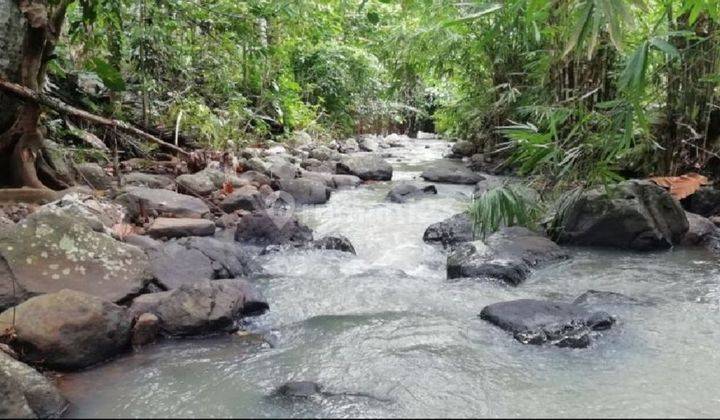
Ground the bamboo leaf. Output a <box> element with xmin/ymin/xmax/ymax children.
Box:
<box><xmin>649</xmin><ymin>37</ymin><xmax>680</xmax><ymax>58</ymax></box>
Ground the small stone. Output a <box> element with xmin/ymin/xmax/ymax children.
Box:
<box><xmin>147</xmin><ymin>217</ymin><xmax>215</xmax><ymax>239</ymax></box>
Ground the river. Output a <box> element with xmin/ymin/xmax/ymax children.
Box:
<box><xmin>59</xmin><ymin>137</ymin><xmax>720</xmax><ymax>418</ymax></box>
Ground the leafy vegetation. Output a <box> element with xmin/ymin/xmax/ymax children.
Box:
<box><xmin>468</xmin><ymin>185</ymin><xmax>543</xmax><ymax>239</ymax></box>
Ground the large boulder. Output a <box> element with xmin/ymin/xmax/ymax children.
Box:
<box><xmin>681</xmin><ymin>211</ymin><xmax>718</xmax><ymax>246</ymax></box>
<box><xmin>0</xmin><ymin>372</ymin><xmax>34</xmax><ymax>419</ymax></box>
<box><xmin>420</xmin><ymin>166</ymin><xmax>484</xmax><ymax>184</ymax></box>
<box><xmin>0</xmin><ymin>352</ymin><xmax>68</xmax><ymax>418</ymax></box>
<box><xmin>447</xmin><ymin>227</ymin><xmax>569</xmax><ymax>285</ymax></box>
<box><xmin>551</xmin><ymin>180</ymin><xmax>689</xmax><ymax>251</ymax></box>
<box><xmin>147</xmin><ymin>236</ymin><xmax>262</xmax><ymax>290</ymax></box>
<box><xmin>129</xmin><ymin>279</ymin><xmax>269</xmax><ymax>336</ymax></box>
<box><xmin>274</xmin><ymin>179</ymin><xmax>331</xmax><ymax>205</ymax></box>
<box><xmin>479</xmin><ymin>299</ymin><xmax>615</xmax><ymax>348</ymax></box>
<box><xmin>358</xmin><ymin>135</ymin><xmax>379</xmax><ymax>152</ymax></box>
<box><xmin>0</xmin><ymin>290</ymin><xmax>132</xmax><ymax>370</ymax></box>
<box><xmin>267</xmin><ymin>160</ymin><xmax>299</xmax><ymax>180</ymax></box>
<box><xmin>75</xmin><ymin>163</ymin><xmax>112</xmax><ymax>190</ymax></box>
<box><xmin>235</xmin><ymin>211</ymin><xmax>313</xmax><ymax>246</ymax></box>
<box><xmin>387</xmin><ymin>183</ymin><xmax>437</xmax><ymax>203</ymax></box>
<box><xmin>147</xmin><ymin>217</ymin><xmax>216</xmax><ymax>239</ymax></box>
<box><xmin>116</xmin><ymin>187</ymin><xmax>210</xmax><ymax>219</ymax></box>
<box><xmin>120</xmin><ymin>172</ymin><xmax>175</xmax><ymax>189</ymax></box>
<box><xmin>0</xmin><ymin>211</ymin><xmax>152</xmax><ymax>312</ymax></box>
<box><xmin>336</xmin><ymin>155</ymin><xmax>393</xmax><ymax>181</ymax></box>
<box><xmin>176</xmin><ymin>168</ymin><xmax>250</xmax><ymax>196</ymax></box>
<box><xmin>423</xmin><ymin>213</ymin><xmax>474</xmax><ymax>247</ymax></box>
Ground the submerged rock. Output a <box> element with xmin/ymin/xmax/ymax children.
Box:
<box><xmin>0</xmin><ymin>290</ymin><xmax>132</xmax><ymax>370</ymax></box>
<box><xmin>311</xmin><ymin>235</ymin><xmax>356</xmax><ymax>254</ymax></box>
<box><xmin>0</xmin><ymin>211</ymin><xmax>152</xmax><ymax>311</ymax></box>
<box><xmin>551</xmin><ymin>180</ymin><xmax>688</xmax><ymax>251</ymax></box>
<box><xmin>479</xmin><ymin>299</ymin><xmax>615</xmax><ymax>348</ymax></box>
<box><xmin>129</xmin><ymin>279</ymin><xmax>269</xmax><ymax>337</ymax></box>
<box><xmin>0</xmin><ymin>351</ymin><xmax>68</xmax><ymax>418</ymax></box>
<box><xmin>274</xmin><ymin>381</ymin><xmax>322</xmax><ymax>398</ymax></box>
<box><xmin>447</xmin><ymin>227</ymin><xmax>568</xmax><ymax>285</ymax></box>
<box><xmin>420</xmin><ymin>166</ymin><xmax>484</xmax><ymax>184</ymax></box>
<box><xmin>387</xmin><ymin>183</ymin><xmax>437</xmax><ymax>203</ymax></box>
<box><xmin>336</xmin><ymin>155</ymin><xmax>393</xmax><ymax>181</ymax></box>
<box><xmin>572</xmin><ymin>290</ymin><xmax>641</xmax><ymax>306</ymax></box>
<box><xmin>116</xmin><ymin>187</ymin><xmax>210</xmax><ymax>219</ymax></box>
<box><xmin>423</xmin><ymin>213</ymin><xmax>474</xmax><ymax>248</ymax></box>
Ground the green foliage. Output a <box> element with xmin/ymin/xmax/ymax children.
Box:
<box><xmin>468</xmin><ymin>185</ymin><xmax>544</xmax><ymax>239</ymax></box>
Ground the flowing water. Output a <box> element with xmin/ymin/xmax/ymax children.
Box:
<box><xmin>60</xmin><ymin>139</ymin><xmax>720</xmax><ymax>418</ymax></box>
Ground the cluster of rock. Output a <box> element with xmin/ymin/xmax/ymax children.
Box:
<box><xmin>422</xmin><ymin>178</ymin><xmax>720</xmax><ymax>349</ymax></box>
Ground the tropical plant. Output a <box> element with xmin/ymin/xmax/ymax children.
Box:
<box><xmin>468</xmin><ymin>184</ymin><xmax>544</xmax><ymax>239</ymax></box>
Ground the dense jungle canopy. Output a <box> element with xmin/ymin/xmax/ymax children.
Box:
<box><xmin>0</xmin><ymin>0</ymin><xmax>719</xmax><ymax>190</ymax></box>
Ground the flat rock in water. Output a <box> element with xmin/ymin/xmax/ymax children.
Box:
<box><xmin>336</xmin><ymin>155</ymin><xmax>393</xmax><ymax>181</ymax></box>
<box><xmin>129</xmin><ymin>279</ymin><xmax>269</xmax><ymax>337</ymax></box>
<box><xmin>0</xmin><ymin>351</ymin><xmax>68</xmax><ymax>418</ymax></box>
<box><xmin>148</xmin><ymin>236</ymin><xmax>262</xmax><ymax>289</ymax></box>
<box><xmin>447</xmin><ymin>227</ymin><xmax>569</xmax><ymax>285</ymax></box>
<box><xmin>0</xmin><ymin>289</ymin><xmax>132</xmax><ymax>370</ymax></box>
<box><xmin>387</xmin><ymin>183</ymin><xmax>437</xmax><ymax>203</ymax></box>
<box><xmin>420</xmin><ymin>166</ymin><xmax>484</xmax><ymax>184</ymax></box>
<box><xmin>0</xmin><ymin>211</ymin><xmax>152</xmax><ymax>311</ymax></box>
<box><xmin>423</xmin><ymin>213</ymin><xmax>474</xmax><ymax>247</ymax></box>
<box><xmin>479</xmin><ymin>299</ymin><xmax>614</xmax><ymax>348</ymax></box>
<box><xmin>552</xmin><ymin>180</ymin><xmax>688</xmax><ymax>251</ymax></box>
<box><xmin>116</xmin><ymin>187</ymin><xmax>210</xmax><ymax>219</ymax></box>
<box><xmin>274</xmin><ymin>179</ymin><xmax>331</xmax><ymax>205</ymax></box>
<box><xmin>147</xmin><ymin>217</ymin><xmax>216</xmax><ymax>239</ymax></box>
<box><xmin>121</xmin><ymin>172</ymin><xmax>175</xmax><ymax>189</ymax></box>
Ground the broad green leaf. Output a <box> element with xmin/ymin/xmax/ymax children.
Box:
<box><xmin>649</xmin><ymin>37</ymin><xmax>680</xmax><ymax>59</ymax></box>
<box><xmin>88</xmin><ymin>58</ymin><xmax>126</xmax><ymax>92</ymax></box>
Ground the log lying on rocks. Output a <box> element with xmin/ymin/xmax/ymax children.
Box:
<box><xmin>0</xmin><ymin>78</ymin><xmax>188</xmax><ymax>156</ymax></box>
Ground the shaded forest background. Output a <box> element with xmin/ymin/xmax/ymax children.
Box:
<box><xmin>1</xmin><ymin>0</ymin><xmax>719</xmax><ymax>190</ymax></box>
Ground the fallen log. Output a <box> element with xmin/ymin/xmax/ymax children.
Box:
<box><xmin>0</xmin><ymin>78</ymin><xmax>189</xmax><ymax>156</ymax></box>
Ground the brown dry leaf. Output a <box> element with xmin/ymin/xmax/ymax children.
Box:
<box><xmin>222</xmin><ymin>180</ymin><xmax>234</xmax><ymax>195</ymax></box>
<box><xmin>648</xmin><ymin>172</ymin><xmax>710</xmax><ymax>200</ymax></box>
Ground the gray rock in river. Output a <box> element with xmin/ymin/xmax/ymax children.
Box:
<box><xmin>129</xmin><ymin>279</ymin><xmax>269</xmax><ymax>337</ymax></box>
<box><xmin>0</xmin><ymin>289</ymin><xmax>132</xmax><ymax>371</ymax></box>
<box><xmin>234</xmin><ymin>211</ymin><xmax>313</xmax><ymax>246</ymax></box>
<box><xmin>681</xmin><ymin>211</ymin><xmax>719</xmax><ymax>247</ymax></box>
<box><xmin>448</xmin><ymin>140</ymin><xmax>476</xmax><ymax>158</ymax></box>
<box><xmin>0</xmin><ymin>351</ymin><xmax>68</xmax><ymax>418</ymax></box>
<box><xmin>176</xmin><ymin>168</ymin><xmax>250</xmax><ymax>196</ymax></box>
<box><xmin>332</xmin><ymin>174</ymin><xmax>362</xmax><ymax>189</ymax></box>
<box><xmin>420</xmin><ymin>166</ymin><xmax>484</xmax><ymax>184</ymax></box>
<box><xmin>220</xmin><ymin>186</ymin><xmax>266</xmax><ymax>213</ymax></box>
<box><xmin>387</xmin><ymin>183</ymin><xmax>437</xmax><ymax>203</ymax></box>
<box><xmin>148</xmin><ymin>236</ymin><xmax>262</xmax><ymax>289</ymax></box>
<box><xmin>121</xmin><ymin>172</ymin><xmax>175</xmax><ymax>189</ymax></box>
<box><xmin>447</xmin><ymin>227</ymin><xmax>569</xmax><ymax>286</ymax></box>
<box><xmin>147</xmin><ymin>217</ymin><xmax>216</xmax><ymax>239</ymax></box>
<box><xmin>423</xmin><ymin>212</ymin><xmax>474</xmax><ymax>248</ymax></box>
<box><xmin>0</xmin><ymin>211</ymin><xmax>152</xmax><ymax>311</ymax></box>
<box><xmin>274</xmin><ymin>381</ymin><xmax>322</xmax><ymax>398</ymax></box>
<box><xmin>116</xmin><ymin>187</ymin><xmax>210</xmax><ymax>219</ymax></box>
<box><xmin>75</xmin><ymin>162</ymin><xmax>112</xmax><ymax>190</ymax></box>
<box><xmin>311</xmin><ymin>235</ymin><xmax>356</xmax><ymax>254</ymax></box>
<box><xmin>274</xmin><ymin>178</ymin><xmax>331</xmax><ymax>205</ymax></box>
<box><xmin>479</xmin><ymin>299</ymin><xmax>615</xmax><ymax>348</ymax></box>
<box><xmin>551</xmin><ymin>180</ymin><xmax>688</xmax><ymax>251</ymax></box>
<box><xmin>336</xmin><ymin>155</ymin><xmax>393</xmax><ymax>181</ymax></box>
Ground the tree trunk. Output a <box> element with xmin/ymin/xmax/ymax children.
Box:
<box><xmin>0</xmin><ymin>0</ymin><xmax>74</xmax><ymax>188</ymax></box>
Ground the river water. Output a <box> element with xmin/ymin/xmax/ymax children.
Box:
<box><xmin>60</xmin><ymin>138</ymin><xmax>720</xmax><ymax>418</ymax></box>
